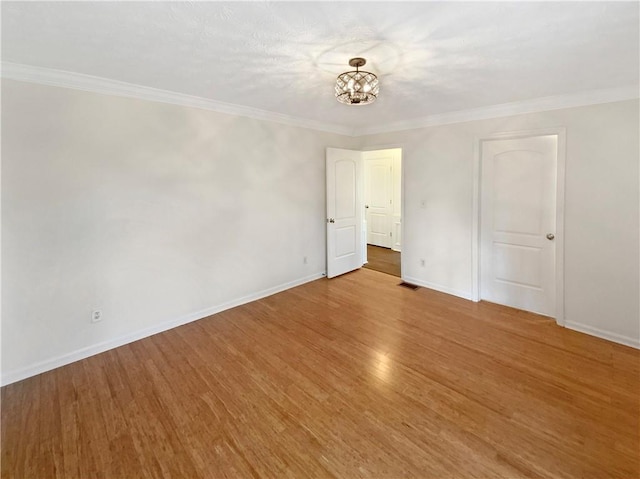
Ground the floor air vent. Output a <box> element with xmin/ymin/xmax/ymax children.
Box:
<box><xmin>398</xmin><ymin>282</ymin><xmax>419</xmax><ymax>290</ymax></box>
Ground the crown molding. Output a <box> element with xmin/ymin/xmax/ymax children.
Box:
<box><xmin>2</xmin><ymin>62</ymin><xmax>637</xmax><ymax>138</ymax></box>
<box><xmin>354</xmin><ymin>85</ymin><xmax>640</xmax><ymax>136</ymax></box>
<box><xmin>1</xmin><ymin>62</ymin><xmax>356</xmax><ymax>137</ymax></box>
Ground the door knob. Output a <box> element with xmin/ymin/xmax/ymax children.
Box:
<box><xmin>365</xmin><ymin>205</ymin><xmax>369</xmax><ymax>209</ymax></box>
<box><xmin>327</xmin><ymin>218</ymin><xmax>335</xmax><ymax>223</ymax></box>
<box><xmin>546</xmin><ymin>233</ymin><xmax>555</xmax><ymax>240</ymax></box>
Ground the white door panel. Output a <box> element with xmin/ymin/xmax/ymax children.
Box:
<box><xmin>335</xmin><ymin>160</ymin><xmax>356</xmax><ymax>218</ymax></box>
<box><xmin>326</xmin><ymin>148</ymin><xmax>363</xmax><ymax>278</ymax></box>
<box><xmin>364</xmin><ymin>157</ymin><xmax>392</xmax><ymax>247</ymax></box>
<box><xmin>493</xmin><ymin>243</ymin><xmax>543</xmax><ymax>287</ymax></box>
<box><xmin>481</xmin><ymin>135</ymin><xmax>557</xmax><ymax>316</ymax></box>
<box><xmin>369</xmin><ymin>213</ymin><xmax>388</xmax><ymax>235</ymax></box>
<box><xmin>335</xmin><ymin>225</ymin><xmax>357</xmax><ymax>257</ymax></box>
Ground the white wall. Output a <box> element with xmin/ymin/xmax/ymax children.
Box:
<box><xmin>3</xmin><ymin>80</ymin><xmax>638</xmax><ymax>385</ymax></box>
<box><xmin>357</xmin><ymin>99</ymin><xmax>640</xmax><ymax>347</ymax></box>
<box><xmin>1</xmin><ymin>79</ymin><xmax>357</xmax><ymax>384</ymax></box>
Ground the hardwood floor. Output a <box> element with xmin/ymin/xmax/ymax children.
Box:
<box><xmin>363</xmin><ymin>244</ymin><xmax>401</xmax><ymax>277</ymax></box>
<box><xmin>2</xmin><ymin>269</ymin><xmax>639</xmax><ymax>478</ymax></box>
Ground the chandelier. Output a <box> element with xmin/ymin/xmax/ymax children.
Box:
<box><xmin>335</xmin><ymin>57</ymin><xmax>379</xmax><ymax>106</ymax></box>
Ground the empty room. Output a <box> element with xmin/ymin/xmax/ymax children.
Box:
<box><xmin>1</xmin><ymin>2</ymin><xmax>639</xmax><ymax>478</ymax></box>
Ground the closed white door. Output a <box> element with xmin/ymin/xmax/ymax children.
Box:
<box><xmin>364</xmin><ymin>157</ymin><xmax>392</xmax><ymax>248</ymax></box>
<box><xmin>326</xmin><ymin>148</ymin><xmax>363</xmax><ymax>278</ymax></box>
<box><xmin>480</xmin><ymin>135</ymin><xmax>558</xmax><ymax>316</ymax></box>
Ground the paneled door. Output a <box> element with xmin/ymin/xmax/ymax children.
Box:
<box><xmin>364</xmin><ymin>156</ymin><xmax>393</xmax><ymax>248</ymax></box>
<box><xmin>326</xmin><ymin>148</ymin><xmax>363</xmax><ymax>278</ymax></box>
<box><xmin>480</xmin><ymin>135</ymin><xmax>558</xmax><ymax>316</ymax></box>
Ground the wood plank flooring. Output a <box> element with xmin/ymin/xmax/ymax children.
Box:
<box><xmin>2</xmin><ymin>268</ymin><xmax>639</xmax><ymax>478</ymax></box>
<box><xmin>363</xmin><ymin>245</ymin><xmax>401</xmax><ymax>277</ymax></box>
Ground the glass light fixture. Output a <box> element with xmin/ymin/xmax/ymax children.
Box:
<box><xmin>335</xmin><ymin>57</ymin><xmax>379</xmax><ymax>105</ymax></box>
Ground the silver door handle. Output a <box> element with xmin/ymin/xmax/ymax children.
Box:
<box><xmin>546</xmin><ymin>233</ymin><xmax>555</xmax><ymax>240</ymax></box>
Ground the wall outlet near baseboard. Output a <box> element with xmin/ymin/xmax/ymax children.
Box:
<box><xmin>420</xmin><ymin>259</ymin><xmax>426</xmax><ymax>267</ymax></box>
<box><xmin>303</xmin><ymin>256</ymin><xmax>308</xmax><ymax>264</ymax></box>
<box><xmin>91</xmin><ymin>310</ymin><xmax>102</xmax><ymax>323</ymax></box>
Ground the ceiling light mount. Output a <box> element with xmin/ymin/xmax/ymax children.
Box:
<box><xmin>348</xmin><ymin>57</ymin><xmax>367</xmax><ymax>68</ymax></box>
<box><xmin>335</xmin><ymin>57</ymin><xmax>379</xmax><ymax>106</ymax></box>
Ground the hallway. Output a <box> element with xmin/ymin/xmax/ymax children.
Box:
<box><xmin>363</xmin><ymin>244</ymin><xmax>401</xmax><ymax>277</ymax></box>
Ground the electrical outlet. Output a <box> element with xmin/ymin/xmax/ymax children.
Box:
<box><xmin>91</xmin><ymin>309</ymin><xmax>102</xmax><ymax>323</ymax></box>
<box><xmin>420</xmin><ymin>259</ymin><xmax>426</xmax><ymax>267</ymax></box>
<box><xmin>303</xmin><ymin>256</ymin><xmax>308</xmax><ymax>264</ymax></box>
<box><xmin>420</xmin><ymin>200</ymin><xmax>427</xmax><ymax>209</ymax></box>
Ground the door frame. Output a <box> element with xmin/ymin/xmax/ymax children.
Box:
<box><xmin>361</xmin><ymin>144</ymin><xmax>405</xmax><ymax>280</ymax></box>
<box><xmin>471</xmin><ymin>127</ymin><xmax>567</xmax><ymax>325</ymax></box>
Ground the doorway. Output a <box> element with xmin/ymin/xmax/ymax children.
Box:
<box><xmin>473</xmin><ymin>129</ymin><xmax>565</xmax><ymax>323</ymax></box>
<box><xmin>362</xmin><ymin>148</ymin><xmax>402</xmax><ymax>277</ymax></box>
<box><xmin>325</xmin><ymin>147</ymin><xmax>403</xmax><ymax>279</ymax></box>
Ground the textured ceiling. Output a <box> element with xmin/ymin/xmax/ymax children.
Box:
<box><xmin>2</xmin><ymin>1</ymin><xmax>639</xmax><ymax>131</ymax></box>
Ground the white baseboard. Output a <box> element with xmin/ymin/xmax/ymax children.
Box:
<box><xmin>1</xmin><ymin>272</ymin><xmax>326</xmax><ymax>386</ymax></box>
<box><xmin>399</xmin><ymin>279</ymin><xmax>639</xmax><ymax>350</ymax></box>
<box><xmin>401</xmin><ymin>276</ymin><xmax>474</xmax><ymax>301</ymax></box>
<box><xmin>564</xmin><ymin>321</ymin><xmax>640</xmax><ymax>349</ymax></box>
<box><xmin>398</xmin><ymin>278</ymin><xmax>638</xmax><ymax>349</ymax></box>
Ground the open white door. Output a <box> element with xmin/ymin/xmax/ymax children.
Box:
<box><xmin>326</xmin><ymin>148</ymin><xmax>363</xmax><ymax>278</ymax></box>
